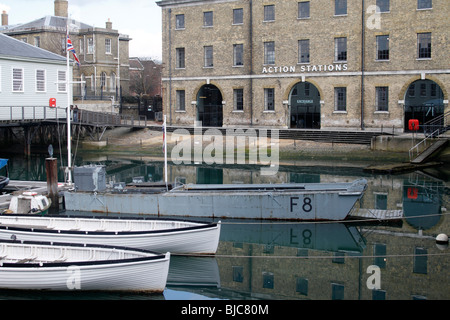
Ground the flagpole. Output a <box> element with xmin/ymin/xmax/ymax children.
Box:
<box><xmin>66</xmin><ymin>24</ymin><xmax>72</xmax><ymax>184</ymax></box>
<box><xmin>163</xmin><ymin>115</ymin><xmax>168</xmax><ymax>189</ymax></box>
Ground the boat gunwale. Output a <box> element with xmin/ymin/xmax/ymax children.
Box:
<box><xmin>0</xmin><ymin>239</ymin><xmax>169</xmax><ymax>269</ymax></box>
<box><xmin>0</xmin><ymin>214</ymin><xmax>219</xmax><ymax>236</ymax></box>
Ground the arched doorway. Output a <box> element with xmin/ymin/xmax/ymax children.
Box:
<box><xmin>404</xmin><ymin>79</ymin><xmax>445</xmax><ymax>132</ymax></box>
<box><xmin>197</xmin><ymin>84</ymin><xmax>223</xmax><ymax>127</ymax></box>
<box><xmin>289</xmin><ymin>82</ymin><xmax>321</xmax><ymax>129</ymax></box>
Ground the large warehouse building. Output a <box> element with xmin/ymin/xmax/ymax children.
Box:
<box><xmin>156</xmin><ymin>0</ymin><xmax>449</xmax><ymax>132</ymax></box>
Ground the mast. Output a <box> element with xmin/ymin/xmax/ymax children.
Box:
<box><xmin>66</xmin><ymin>21</ymin><xmax>72</xmax><ymax>184</ymax></box>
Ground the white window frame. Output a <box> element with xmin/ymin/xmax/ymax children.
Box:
<box><xmin>12</xmin><ymin>68</ymin><xmax>24</xmax><ymax>92</ymax></box>
<box><xmin>105</xmin><ymin>38</ymin><xmax>112</xmax><ymax>54</ymax></box>
<box><xmin>87</xmin><ymin>38</ymin><xmax>94</xmax><ymax>54</ymax></box>
<box><xmin>36</xmin><ymin>69</ymin><xmax>46</xmax><ymax>93</ymax></box>
<box><xmin>57</xmin><ymin>70</ymin><xmax>67</xmax><ymax>93</ymax></box>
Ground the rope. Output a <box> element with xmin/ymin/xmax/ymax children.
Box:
<box><xmin>175</xmin><ymin>252</ymin><xmax>450</xmax><ymax>260</ymax></box>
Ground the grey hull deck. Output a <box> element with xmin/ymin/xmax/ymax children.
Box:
<box><xmin>64</xmin><ymin>179</ymin><xmax>367</xmax><ymax>221</ymax></box>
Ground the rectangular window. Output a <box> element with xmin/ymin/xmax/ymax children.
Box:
<box><xmin>233</xmin><ymin>44</ymin><xmax>244</xmax><ymax>66</ymax></box>
<box><xmin>376</xmin><ymin>35</ymin><xmax>389</xmax><ymax>60</ymax></box>
<box><xmin>233</xmin><ymin>8</ymin><xmax>243</xmax><ymax>25</ymax></box>
<box><xmin>335</xmin><ymin>0</ymin><xmax>347</xmax><ymax>15</ymax></box>
<box><xmin>374</xmin><ymin>243</ymin><xmax>387</xmax><ymax>269</ymax></box>
<box><xmin>176</xmin><ymin>48</ymin><xmax>185</xmax><ymax>68</ymax></box>
<box><xmin>417</xmin><ymin>0</ymin><xmax>432</xmax><ymax>9</ymax></box>
<box><xmin>376</xmin><ymin>87</ymin><xmax>389</xmax><ymax>111</ymax></box>
<box><xmin>335</xmin><ymin>37</ymin><xmax>347</xmax><ymax>61</ymax></box>
<box><xmin>87</xmin><ymin>38</ymin><xmax>94</xmax><ymax>54</ymax></box>
<box><xmin>204</xmin><ymin>46</ymin><xmax>213</xmax><ymax>67</ymax></box>
<box><xmin>331</xmin><ymin>283</ymin><xmax>345</xmax><ymax>300</ymax></box>
<box><xmin>176</xmin><ymin>90</ymin><xmax>185</xmax><ymax>111</ymax></box>
<box><xmin>334</xmin><ymin>87</ymin><xmax>347</xmax><ymax>111</ymax></box>
<box><xmin>298</xmin><ymin>1</ymin><xmax>310</xmax><ymax>19</ymax></box>
<box><xmin>79</xmin><ymin>39</ymin><xmax>84</xmax><ymax>54</ymax></box>
<box><xmin>264</xmin><ymin>41</ymin><xmax>275</xmax><ymax>65</ymax></box>
<box><xmin>296</xmin><ymin>277</ymin><xmax>308</xmax><ymax>296</ymax></box>
<box><xmin>203</xmin><ymin>11</ymin><xmax>213</xmax><ymax>27</ymax></box>
<box><xmin>298</xmin><ymin>39</ymin><xmax>310</xmax><ymax>63</ymax></box>
<box><xmin>413</xmin><ymin>247</ymin><xmax>428</xmax><ymax>274</ymax></box>
<box><xmin>58</xmin><ymin>70</ymin><xmax>67</xmax><ymax>93</ymax></box>
<box><xmin>36</xmin><ymin>69</ymin><xmax>46</xmax><ymax>92</ymax></box>
<box><xmin>417</xmin><ymin>32</ymin><xmax>431</xmax><ymax>59</ymax></box>
<box><xmin>234</xmin><ymin>88</ymin><xmax>244</xmax><ymax>111</ymax></box>
<box><xmin>176</xmin><ymin>14</ymin><xmax>185</xmax><ymax>29</ymax></box>
<box><xmin>264</xmin><ymin>88</ymin><xmax>275</xmax><ymax>111</ymax></box>
<box><xmin>264</xmin><ymin>5</ymin><xmax>275</xmax><ymax>21</ymax></box>
<box><xmin>105</xmin><ymin>39</ymin><xmax>111</xmax><ymax>54</ymax></box>
<box><xmin>34</xmin><ymin>36</ymin><xmax>40</xmax><ymax>48</ymax></box>
<box><xmin>12</xmin><ymin>68</ymin><xmax>24</xmax><ymax>92</ymax></box>
<box><xmin>376</xmin><ymin>0</ymin><xmax>390</xmax><ymax>12</ymax></box>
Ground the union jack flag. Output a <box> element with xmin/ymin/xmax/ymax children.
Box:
<box><xmin>67</xmin><ymin>35</ymin><xmax>80</xmax><ymax>66</ymax></box>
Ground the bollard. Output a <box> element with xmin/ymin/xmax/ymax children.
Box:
<box><xmin>45</xmin><ymin>158</ymin><xmax>58</xmax><ymax>208</ymax></box>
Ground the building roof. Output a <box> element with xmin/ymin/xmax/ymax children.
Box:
<box><xmin>0</xmin><ymin>33</ymin><xmax>66</xmax><ymax>62</ymax></box>
<box><xmin>1</xmin><ymin>15</ymin><xmax>92</xmax><ymax>33</ymax></box>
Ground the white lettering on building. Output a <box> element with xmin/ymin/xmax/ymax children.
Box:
<box><xmin>262</xmin><ymin>64</ymin><xmax>348</xmax><ymax>74</ymax></box>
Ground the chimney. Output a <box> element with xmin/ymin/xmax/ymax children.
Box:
<box><xmin>1</xmin><ymin>11</ymin><xmax>8</xmax><ymax>26</ymax></box>
<box><xmin>54</xmin><ymin>0</ymin><xmax>68</xmax><ymax>17</ymax></box>
<box><xmin>106</xmin><ymin>18</ymin><xmax>112</xmax><ymax>29</ymax></box>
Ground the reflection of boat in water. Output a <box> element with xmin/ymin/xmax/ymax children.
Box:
<box><xmin>219</xmin><ymin>219</ymin><xmax>367</xmax><ymax>253</ymax></box>
<box><xmin>0</xmin><ymin>159</ymin><xmax>9</xmax><ymax>191</ymax></box>
<box><xmin>64</xmin><ymin>166</ymin><xmax>367</xmax><ymax>221</ymax></box>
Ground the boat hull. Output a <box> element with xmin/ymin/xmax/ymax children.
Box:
<box><xmin>0</xmin><ymin>240</ymin><xmax>170</xmax><ymax>292</ymax></box>
<box><xmin>64</xmin><ymin>180</ymin><xmax>366</xmax><ymax>221</ymax></box>
<box><xmin>0</xmin><ymin>216</ymin><xmax>221</xmax><ymax>254</ymax></box>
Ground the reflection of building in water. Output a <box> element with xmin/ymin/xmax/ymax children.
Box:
<box><xmin>216</xmin><ymin>217</ymin><xmax>449</xmax><ymax>300</ymax></box>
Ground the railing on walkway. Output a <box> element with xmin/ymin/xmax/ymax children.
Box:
<box><xmin>0</xmin><ymin>106</ymin><xmax>148</xmax><ymax>129</ymax></box>
<box><xmin>0</xmin><ymin>106</ymin><xmax>67</xmax><ymax>122</ymax></box>
<box><xmin>408</xmin><ymin>111</ymin><xmax>450</xmax><ymax>161</ymax></box>
<box><xmin>409</xmin><ymin>129</ymin><xmax>440</xmax><ymax>161</ymax></box>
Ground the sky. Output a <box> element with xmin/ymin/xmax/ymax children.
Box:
<box><xmin>0</xmin><ymin>0</ymin><xmax>162</xmax><ymax>60</ymax></box>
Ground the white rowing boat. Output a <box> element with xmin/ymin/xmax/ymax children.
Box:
<box><xmin>0</xmin><ymin>215</ymin><xmax>221</xmax><ymax>254</ymax></box>
<box><xmin>0</xmin><ymin>239</ymin><xmax>170</xmax><ymax>292</ymax></box>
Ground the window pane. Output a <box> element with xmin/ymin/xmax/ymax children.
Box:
<box><xmin>376</xmin><ymin>35</ymin><xmax>389</xmax><ymax>60</ymax></box>
<box><xmin>335</xmin><ymin>37</ymin><xmax>347</xmax><ymax>61</ymax></box>
<box><xmin>335</xmin><ymin>87</ymin><xmax>346</xmax><ymax>111</ymax></box>
<box><xmin>264</xmin><ymin>5</ymin><xmax>275</xmax><ymax>21</ymax></box>
<box><xmin>376</xmin><ymin>87</ymin><xmax>389</xmax><ymax>111</ymax></box>
<box><xmin>264</xmin><ymin>41</ymin><xmax>275</xmax><ymax>64</ymax></box>
<box><xmin>176</xmin><ymin>14</ymin><xmax>185</xmax><ymax>29</ymax></box>
<box><xmin>418</xmin><ymin>0</ymin><xmax>432</xmax><ymax>9</ymax></box>
<box><xmin>335</xmin><ymin>0</ymin><xmax>347</xmax><ymax>15</ymax></box>
<box><xmin>204</xmin><ymin>46</ymin><xmax>213</xmax><ymax>67</ymax></box>
<box><xmin>204</xmin><ymin>11</ymin><xmax>213</xmax><ymax>27</ymax></box>
<box><xmin>298</xmin><ymin>39</ymin><xmax>310</xmax><ymax>63</ymax></box>
<box><xmin>265</xmin><ymin>88</ymin><xmax>274</xmax><ymax>111</ymax></box>
<box><xmin>233</xmin><ymin>8</ymin><xmax>243</xmax><ymax>24</ymax></box>
<box><xmin>233</xmin><ymin>44</ymin><xmax>244</xmax><ymax>66</ymax></box>
<box><xmin>176</xmin><ymin>48</ymin><xmax>185</xmax><ymax>68</ymax></box>
<box><xmin>298</xmin><ymin>2</ymin><xmax>310</xmax><ymax>19</ymax></box>
<box><xmin>176</xmin><ymin>90</ymin><xmax>185</xmax><ymax>111</ymax></box>
<box><xmin>418</xmin><ymin>33</ymin><xmax>431</xmax><ymax>58</ymax></box>
<box><xmin>376</xmin><ymin>0</ymin><xmax>390</xmax><ymax>12</ymax></box>
<box><xmin>413</xmin><ymin>247</ymin><xmax>428</xmax><ymax>274</ymax></box>
<box><xmin>234</xmin><ymin>89</ymin><xmax>244</xmax><ymax>110</ymax></box>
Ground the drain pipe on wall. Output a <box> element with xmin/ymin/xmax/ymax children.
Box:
<box><xmin>360</xmin><ymin>0</ymin><xmax>365</xmax><ymax>130</ymax></box>
<box><xmin>249</xmin><ymin>0</ymin><xmax>253</xmax><ymax>126</ymax></box>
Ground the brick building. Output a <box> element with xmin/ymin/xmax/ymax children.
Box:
<box><xmin>157</xmin><ymin>0</ymin><xmax>449</xmax><ymax>131</ymax></box>
<box><xmin>1</xmin><ymin>0</ymin><xmax>131</xmax><ymax>100</ymax></box>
